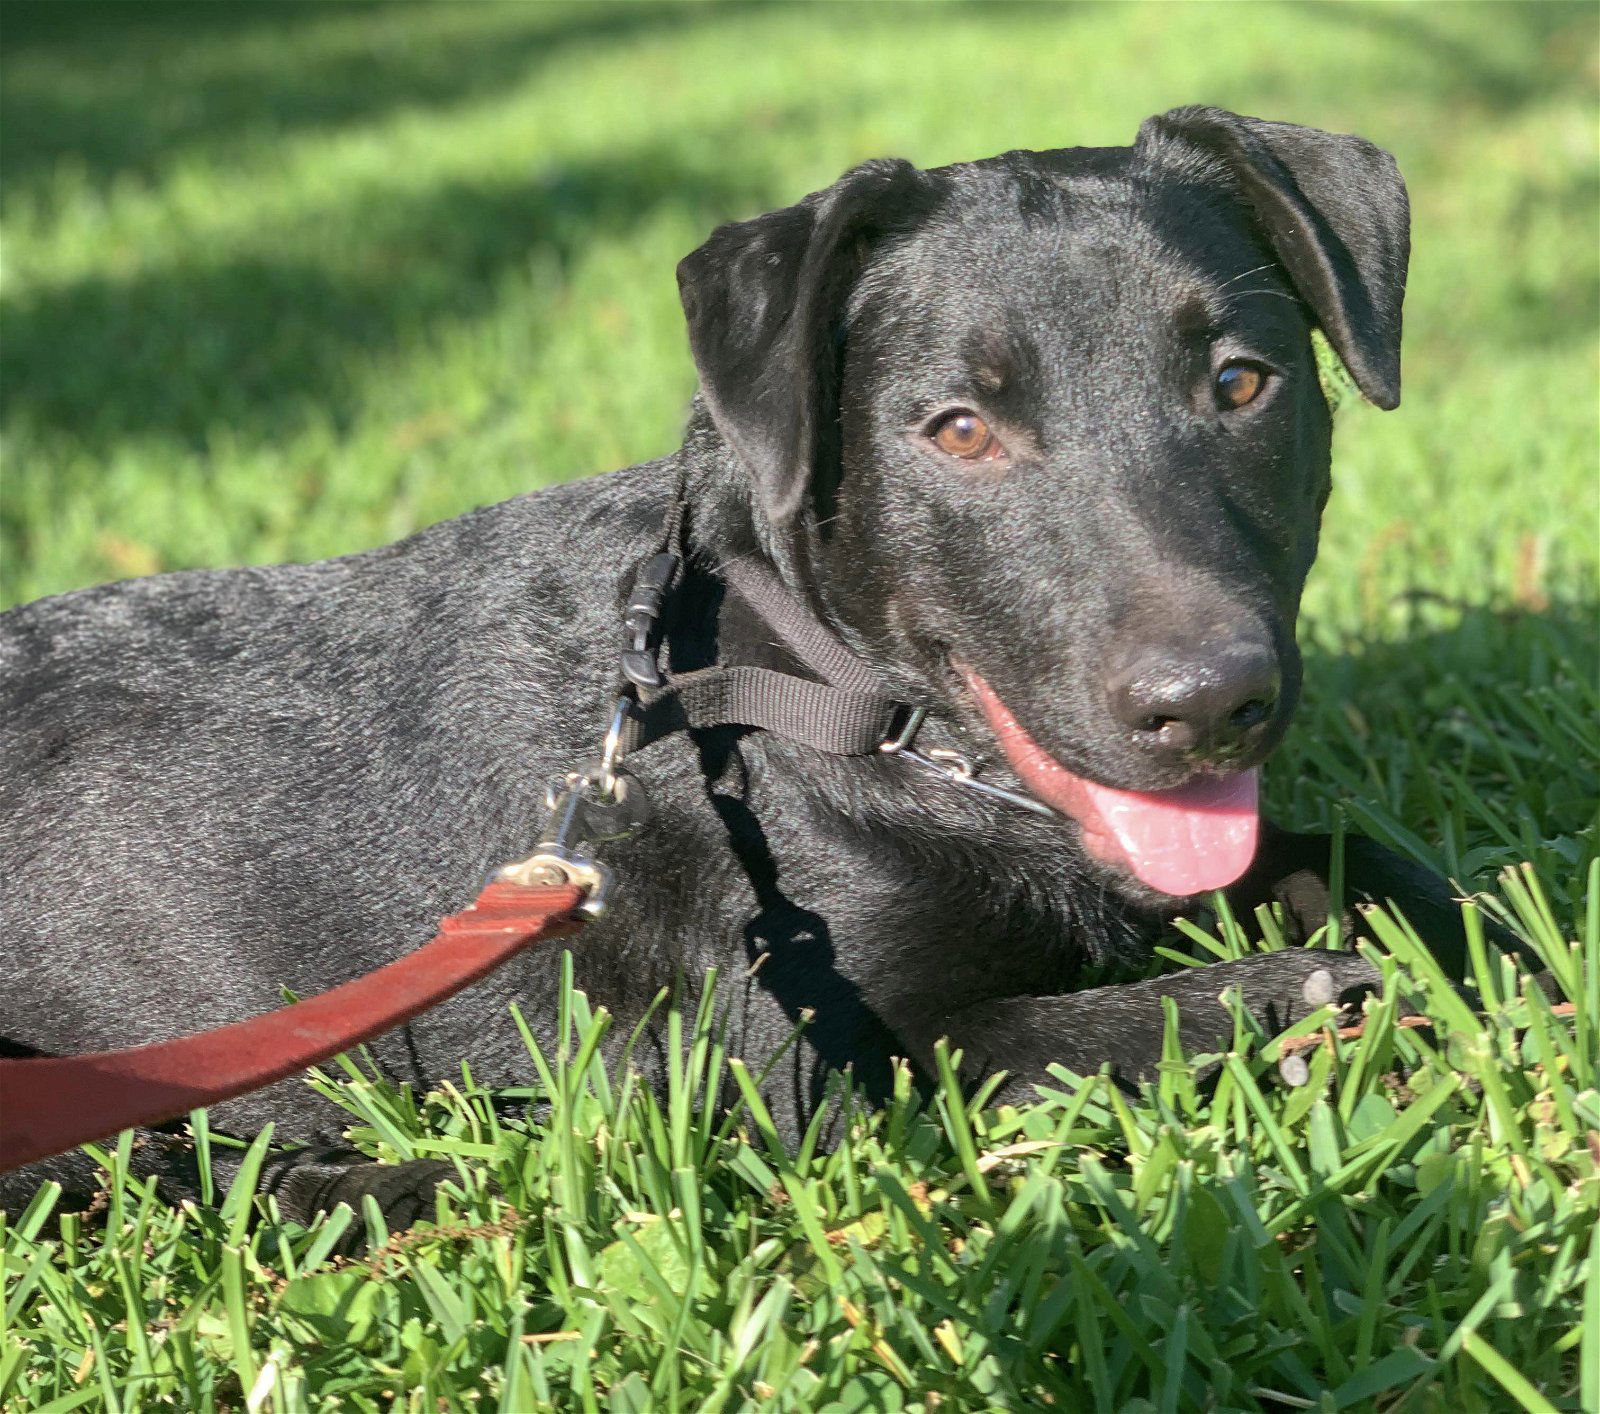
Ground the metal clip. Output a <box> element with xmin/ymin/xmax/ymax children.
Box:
<box><xmin>496</xmin><ymin>764</ymin><xmax>651</xmax><ymax>919</ymax></box>
<box><xmin>495</xmin><ymin>550</ymin><xmax>679</xmax><ymax>919</ymax></box>
<box><xmin>879</xmin><ymin>709</ymin><xmax>1055</xmax><ymax>819</ymax></box>
<box><xmin>878</xmin><ymin>706</ymin><xmax>927</xmax><ymax>756</ymax></box>
<box><xmin>597</xmin><ymin>692</ymin><xmax>632</xmax><ymax>795</ymax></box>
<box><xmin>923</xmin><ymin>746</ymin><xmax>976</xmax><ymax>780</ymax></box>
<box><xmin>898</xmin><ymin>746</ymin><xmax>1055</xmax><ymax>818</ymax></box>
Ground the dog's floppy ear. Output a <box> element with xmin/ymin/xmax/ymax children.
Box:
<box><xmin>677</xmin><ymin>158</ymin><xmax>930</xmax><ymax>524</ymax></box>
<box><xmin>1138</xmin><ymin>107</ymin><xmax>1410</xmax><ymax>409</ymax></box>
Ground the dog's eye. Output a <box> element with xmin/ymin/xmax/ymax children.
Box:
<box><xmin>928</xmin><ymin>410</ymin><xmax>1003</xmax><ymax>460</ymax></box>
<box><xmin>1215</xmin><ymin>362</ymin><xmax>1268</xmax><ymax>410</ymax></box>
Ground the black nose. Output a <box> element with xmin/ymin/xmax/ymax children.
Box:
<box><xmin>1107</xmin><ymin>637</ymin><xmax>1282</xmax><ymax>765</ymax></box>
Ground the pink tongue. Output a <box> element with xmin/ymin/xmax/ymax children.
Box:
<box><xmin>1076</xmin><ymin>771</ymin><xmax>1259</xmax><ymax>896</ymax></box>
<box><xmin>957</xmin><ymin>665</ymin><xmax>1260</xmax><ymax>896</ymax></box>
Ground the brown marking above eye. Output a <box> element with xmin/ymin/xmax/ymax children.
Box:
<box><xmin>1173</xmin><ymin>293</ymin><xmax>1216</xmax><ymax>337</ymax></box>
<box><xmin>966</xmin><ymin>328</ymin><xmax>1012</xmax><ymax>395</ymax></box>
<box><xmin>1215</xmin><ymin>362</ymin><xmax>1267</xmax><ymax>410</ymax></box>
<box><xmin>929</xmin><ymin>409</ymin><xmax>1004</xmax><ymax>460</ymax></box>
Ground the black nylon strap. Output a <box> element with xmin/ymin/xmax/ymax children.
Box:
<box><xmin>718</xmin><ymin>558</ymin><xmax>884</xmax><ymax>696</ymax></box>
<box><xmin>616</xmin><ymin>475</ymin><xmax>912</xmax><ymax>757</ymax></box>
<box><xmin>624</xmin><ymin>665</ymin><xmax>905</xmax><ymax>756</ymax></box>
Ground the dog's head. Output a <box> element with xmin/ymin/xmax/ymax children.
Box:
<box><xmin>676</xmin><ymin>107</ymin><xmax>1409</xmax><ymax>899</ymax></box>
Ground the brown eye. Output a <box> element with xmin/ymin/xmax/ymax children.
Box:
<box><xmin>930</xmin><ymin>410</ymin><xmax>1001</xmax><ymax>460</ymax></box>
<box><xmin>1215</xmin><ymin>362</ymin><xmax>1267</xmax><ymax>410</ymax></box>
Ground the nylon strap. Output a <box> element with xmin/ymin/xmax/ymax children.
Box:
<box><xmin>719</xmin><ymin>557</ymin><xmax>886</xmax><ymax>697</ymax></box>
<box><xmin>620</xmin><ymin>478</ymin><xmax>913</xmax><ymax>756</ymax></box>
<box><xmin>628</xmin><ymin>664</ymin><xmax>903</xmax><ymax>755</ymax></box>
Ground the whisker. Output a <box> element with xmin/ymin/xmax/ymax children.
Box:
<box><xmin>1215</xmin><ymin>287</ymin><xmax>1304</xmax><ymax>315</ymax></box>
<box><xmin>707</xmin><ymin>546</ymin><xmax>770</xmax><ymax>575</ymax></box>
<box><xmin>1228</xmin><ymin>287</ymin><xmax>1301</xmax><ymax>305</ymax></box>
<box><xmin>1215</xmin><ymin>262</ymin><xmax>1276</xmax><ymax>290</ymax></box>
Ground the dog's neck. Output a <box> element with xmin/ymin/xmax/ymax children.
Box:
<box><xmin>673</xmin><ymin>401</ymin><xmax>879</xmax><ymax>671</ymax></box>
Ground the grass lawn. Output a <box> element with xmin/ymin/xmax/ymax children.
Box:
<box><xmin>2</xmin><ymin>2</ymin><xmax>1597</xmax><ymax>1410</ymax></box>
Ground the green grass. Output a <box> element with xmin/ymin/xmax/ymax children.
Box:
<box><xmin>3</xmin><ymin>901</ymin><xmax>1597</xmax><ymax>1412</ymax></box>
<box><xmin>1</xmin><ymin>2</ymin><xmax>1596</xmax><ymax>1410</ymax></box>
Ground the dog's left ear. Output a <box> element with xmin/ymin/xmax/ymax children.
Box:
<box><xmin>677</xmin><ymin>158</ymin><xmax>933</xmax><ymax>526</ymax></box>
<box><xmin>1138</xmin><ymin>107</ymin><xmax>1410</xmax><ymax>409</ymax></box>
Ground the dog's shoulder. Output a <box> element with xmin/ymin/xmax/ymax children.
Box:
<box><xmin>0</xmin><ymin>459</ymin><xmax>677</xmax><ymax>824</ymax></box>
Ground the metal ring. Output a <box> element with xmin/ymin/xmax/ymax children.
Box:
<box><xmin>924</xmin><ymin>746</ymin><xmax>976</xmax><ymax>781</ymax></box>
<box><xmin>597</xmin><ymin>693</ymin><xmax>632</xmax><ymax>796</ymax></box>
<box><xmin>878</xmin><ymin>706</ymin><xmax>927</xmax><ymax>755</ymax></box>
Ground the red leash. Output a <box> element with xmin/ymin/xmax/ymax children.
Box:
<box><xmin>0</xmin><ymin>882</ymin><xmax>586</xmax><ymax>1173</ymax></box>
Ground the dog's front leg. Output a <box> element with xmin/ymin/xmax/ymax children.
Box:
<box><xmin>1225</xmin><ymin>821</ymin><xmax>1527</xmax><ymax>978</ymax></box>
<box><xmin>902</xmin><ymin>948</ymin><xmax>1383</xmax><ymax>1104</ymax></box>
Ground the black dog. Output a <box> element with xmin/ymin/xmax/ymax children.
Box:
<box><xmin>3</xmin><ymin>108</ymin><xmax>1472</xmax><ymax>1226</ymax></box>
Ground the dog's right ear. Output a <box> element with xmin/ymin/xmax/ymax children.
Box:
<box><xmin>676</xmin><ymin>159</ymin><xmax>931</xmax><ymax>528</ymax></box>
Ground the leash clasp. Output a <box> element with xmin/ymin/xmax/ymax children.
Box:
<box><xmin>497</xmin><ymin>548</ymin><xmax>677</xmax><ymax>917</ymax></box>
<box><xmin>496</xmin><ymin>762</ymin><xmax>650</xmax><ymax>919</ymax></box>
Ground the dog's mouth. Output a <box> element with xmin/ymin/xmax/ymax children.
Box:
<box><xmin>955</xmin><ymin>663</ymin><xmax>1259</xmax><ymax>897</ymax></box>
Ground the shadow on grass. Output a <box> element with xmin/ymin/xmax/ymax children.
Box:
<box><xmin>1</xmin><ymin>0</ymin><xmax>398</xmax><ymax>46</ymax></box>
<box><xmin>4</xmin><ymin>0</ymin><xmax>1592</xmax><ymax>480</ymax></box>
<box><xmin>1301</xmin><ymin>595</ymin><xmax>1597</xmax><ymax>698</ymax></box>
<box><xmin>0</xmin><ymin>131</ymin><xmax>782</xmax><ymax>475</ymax></box>
<box><xmin>1287</xmin><ymin>0</ymin><xmax>1593</xmax><ymax>113</ymax></box>
<box><xmin>0</xmin><ymin>0</ymin><xmax>731</xmax><ymax>196</ymax></box>
<box><xmin>1273</xmin><ymin>597</ymin><xmax>1598</xmax><ymax>892</ymax></box>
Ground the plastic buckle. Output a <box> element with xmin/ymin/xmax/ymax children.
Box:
<box><xmin>620</xmin><ymin>551</ymin><xmax>679</xmax><ymax>690</ymax></box>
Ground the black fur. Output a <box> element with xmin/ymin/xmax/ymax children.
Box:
<box><xmin>4</xmin><ymin>109</ymin><xmax>1468</xmax><ymax>1226</ymax></box>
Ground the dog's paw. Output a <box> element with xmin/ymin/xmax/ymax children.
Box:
<box><xmin>264</xmin><ymin>1152</ymin><xmax>458</xmax><ymax>1247</ymax></box>
<box><xmin>1065</xmin><ymin>947</ymin><xmax>1385</xmax><ymax>1088</ymax></box>
<box><xmin>1187</xmin><ymin>947</ymin><xmax>1383</xmax><ymax>1037</ymax></box>
<box><xmin>1239</xmin><ymin>827</ymin><xmax>1527</xmax><ymax>978</ymax></box>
